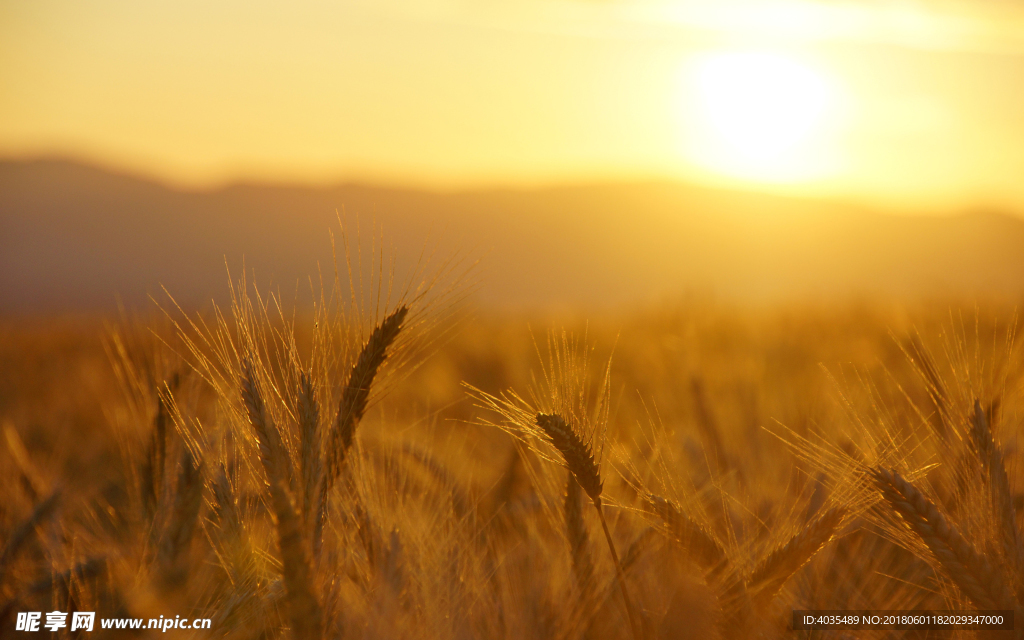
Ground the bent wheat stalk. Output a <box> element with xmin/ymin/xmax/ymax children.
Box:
<box><xmin>537</xmin><ymin>413</ymin><xmax>642</xmax><ymax>640</ymax></box>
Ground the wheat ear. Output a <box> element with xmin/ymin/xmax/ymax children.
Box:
<box><xmin>241</xmin><ymin>359</ymin><xmax>288</xmax><ymax>480</ymax></box>
<box><xmin>565</xmin><ymin>472</ymin><xmax>595</xmax><ymax>596</ymax></box>
<box><xmin>747</xmin><ymin>506</ymin><xmax>845</xmax><ymax>606</ymax></box>
<box><xmin>536</xmin><ymin>413</ymin><xmax>602</xmax><ymax>501</ymax></box>
<box><xmin>159</xmin><ymin>446</ymin><xmax>204</xmax><ymax>590</ymax></box>
<box><xmin>211</xmin><ymin>464</ymin><xmax>241</xmax><ymax>536</ymax></box>
<box><xmin>644</xmin><ymin>494</ymin><xmax>727</xmax><ymax>575</ymax></box>
<box><xmin>141</xmin><ymin>388</ymin><xmax>169</xmax><ymax>518</ymax></box>
<box><xmin>642</xmin><ymin>493</ymin><xmax>753</xmax><ymax>634</ymax></box>
<box><xmin>873</xmin><ymin>467</ymin><xmax>1016</xmax><ymax>610</ymax></box>
<box><xmin>970</xmin><ymin>399</ymin><xmax>1021</xmax><ymax>573</ymax></box>
<box><xmin>325</xmin><ymin>305</ymin><xmax>408</xmax><ymax>484</ymax></box>
<box><xmin>536</xmin><ymin>413</ymin><xmax>642</xmax><ymax>640</ymax></box>
<box><xmin>314</xmin><ymin>306</ymin><xmax>407</xmax><ymax>554</ymax></box>
<box><xmin>905</xmin><ymin>335</ymin><xmax>949</xmax><ymax>441</ymax></box>
<box><xmin>297</xmin><ymin>371</ymin><xmax>321</xmax><ymax>535</ymax></box>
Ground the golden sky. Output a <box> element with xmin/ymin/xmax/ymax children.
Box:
<box><xmin>2</xmin><ymin>0</ymin><xmax>1024</xmax><ymax>211</ymax></box>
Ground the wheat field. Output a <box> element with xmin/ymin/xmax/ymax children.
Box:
<box><xmin>1</xmin><ymin>243</ymin><xmax>1023</xmax><ymax>639</ymax></box>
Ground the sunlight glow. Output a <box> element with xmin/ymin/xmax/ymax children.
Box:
<box><xmin>680</xmin><ymin>50</ymin><xmax>844</xmax><ymax>183</ymax></box>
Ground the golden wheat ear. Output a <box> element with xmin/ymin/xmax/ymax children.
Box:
<box><xmin>902</xmin><ymin>334</ymin><xmax>949</xmax><ymax>441</ymax></box>
<box><xmin>140</xmin><ymin>376</ymin><xmax>179</xmax><ymax>520</ymax></box>
<box><xmin>314</xmin><ymin>305</ymin><xmax>408</xmax><ymax>554</ymax></box>
<box><xmin>746</xmin><ymin>506</ymin><xmax>846</xmax><ymax>608</ymax></box>
<box><xmin>4</xmin><ymin>423</ymin><xmax>47</xmax><ymax>504</ymax></box>
<box><xmin>536</xmin><ymin>413</ymin><xmax>603</xmax><ymax>503</ymax></box>
<box><xmin>240</xmin><ymin>358</ymin><xmax>289</xmax><ymax>481</ymax></box>
<box><xmin>325</xmin><ymin>305</ymin><xmax>408</xmax><ymax>485</ymax></box>
<box><xmin>536</xmin><ymin>412</ymin><xmax>642</xmax><ymax>640</ymax></box>
<box><xmin>643</xmin><ymin>494</ymin><xmax>727</xmax><ymax>576</ymax></box>
<box><xmin>872</xmin><ymin>467</ymin><xmax>1016</xmax><ymax>611</ymax></box>
<box><xmin>969</xmin><ymin>399</ymin><xmax>1021</xmax><ymax>574</ymax></box>
<box><xmin>158</xmin><ymin>446</ymin><xmax>204</xmax><ymax>591</ymax></box>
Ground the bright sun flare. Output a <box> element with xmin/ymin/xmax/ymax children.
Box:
<box><xmin>681</xmin><ymin>50</ymin><xmax>842</xmax><ymax>183</ymax></box>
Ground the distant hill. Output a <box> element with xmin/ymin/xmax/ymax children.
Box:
<box><xmin>2</xmin><ymin>158</ymin><xmax>1024</xmax><ymax>313</ymax></box>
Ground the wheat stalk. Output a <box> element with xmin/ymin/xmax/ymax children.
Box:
<box><xmin>536</xmin><ymin>412</ymin><xmax>642</xmax><ymax>640</ymax></box>
<box><xmin>269</xmin><ymin>475</ymin><xmax>324</xmax><ymax>640</ymax></box>
<box><xmin>241</xmin><ymin>358</ymin><xmax>324</xmax><ymax>640</ymax></box>
<box><xmin>565</xmin><ymin>472</ymin><xmax>595</xmax><ymax>597</ymax></box>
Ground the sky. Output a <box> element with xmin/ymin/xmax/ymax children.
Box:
<box><xmin>2</xmin><ymin>0</ymin><xmax>1024</xmax><ymax>212</ymax></box>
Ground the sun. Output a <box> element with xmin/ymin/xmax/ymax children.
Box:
<box><xmin>679</xmin><ymin>50</ymin><xmax>843</xmax><ymax>183</ymax></box>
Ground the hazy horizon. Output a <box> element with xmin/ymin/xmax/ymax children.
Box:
<box><xmin>5</xmin><ymin>152</ymin><xmax>1021</xmax><ymax>219</ymax></box>
<box><xmin>5</xmin><ymin>157</ymin><xmax>1024</xmax><ymax>316</ymax></box>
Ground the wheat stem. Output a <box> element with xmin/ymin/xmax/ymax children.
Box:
<box><xmin>595</xmin><ymin>500</ymin><xmax>643</xmax><ymax>640</ymax></box>
<box><xmin>536</xmin><ymin>412</ymin><xmax>641</xmax><ymax>640</ymax></box>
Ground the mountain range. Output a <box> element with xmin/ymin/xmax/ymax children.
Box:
<box><xmin>3</xmin><ymin>158</ymin><xmax>1024</xmax><ymax>313</ymax></box>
